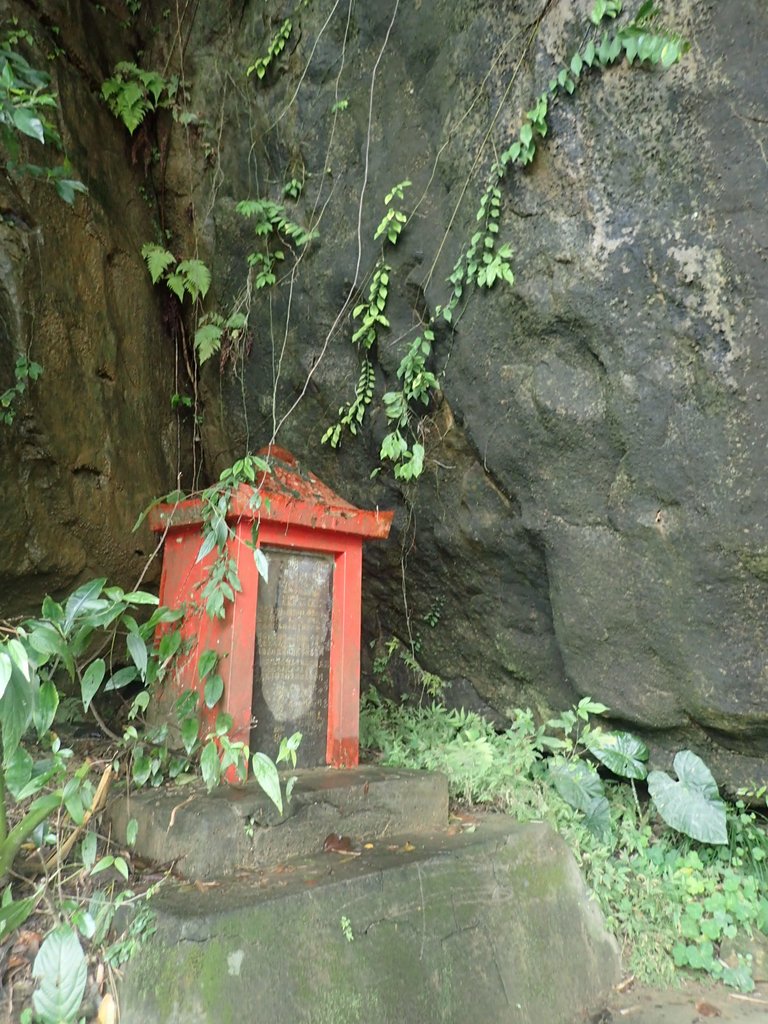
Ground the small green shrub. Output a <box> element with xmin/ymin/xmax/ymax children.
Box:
<box><xmin>360</xmin><ymin>689</ymin><xmax>768</xmax><ymax>990</ymax></box>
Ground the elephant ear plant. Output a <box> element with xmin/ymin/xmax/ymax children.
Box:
<box><xmin>542</xmin><ymin>698</ymin><xmax>728</xmax><ymax>844</ymax></box>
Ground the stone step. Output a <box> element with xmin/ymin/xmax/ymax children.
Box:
<box><xmin>118</xmin><ymin>815</ymin><xmax>620</xmax><ymax>1024</ymax></box>
<box><xmin>107</xmin><ymin>766</ymin><xmax>448</xmax><ymax>880</ymax></box>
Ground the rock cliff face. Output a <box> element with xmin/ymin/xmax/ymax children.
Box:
<box><xmin>3</xmin><ymin>0</ymin><xmax>767</xmax><ymax>783</ymax></box>
<box><xmin>0</xmin><ymin>0</ymin><xmax>185</xmax><ymax>610</ymax></box>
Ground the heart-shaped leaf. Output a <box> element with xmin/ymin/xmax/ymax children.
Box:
<box><xmin>648</xmin><ymin>750</ymin><xmax>727</xmax><ymax>844</ymax></box>
<box><xmin>548</xmin><ymin>758</ymin><xmax>605</xmax><ymax>813</ymax></box>
<box><xmin>251</xmin><ymin>752</ymin><xmax>282</xmax><ymax>814</ymax></box>
<box><xmin>588</xmin><ymin>731</ymin><xmax>649</xmax><ymax>780</ymax></box>
<box><xmin>32</xmin><ymin>927</ymin><xmax>87</xmax><ymax>1024</ymax></box>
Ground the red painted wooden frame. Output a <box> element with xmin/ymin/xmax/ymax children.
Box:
<box><xmin>150</xmin><ymin>449</ymin><xmax>393</xmax><ymax>768</ymax></box>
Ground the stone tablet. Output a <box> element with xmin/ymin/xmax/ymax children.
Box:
<box><xmin>251</xmin><ymin>548</ymin><xmax>333</xmax><ymax>765</ymax></box>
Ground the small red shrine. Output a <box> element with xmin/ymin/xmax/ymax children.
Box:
<box><xmin>149</xmin><ymin>448</ymin><xmax>393</xmax><ymax>768</ymax></box>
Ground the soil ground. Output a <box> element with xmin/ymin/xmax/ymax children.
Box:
<box><xmin>600</xmin><ymin>980</ymin><xmax>768</xmax><ymax>1024</ymax></box>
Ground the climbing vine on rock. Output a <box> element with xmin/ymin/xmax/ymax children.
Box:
<box><xmin>324</xmin><ymin>0</ymin><xmax>688</xmax><ymax>480</ymax></box>
<box><xmin>322</xmin><ymin>182</ymin><xmax>412</xmax><ymax>454</ymax></box>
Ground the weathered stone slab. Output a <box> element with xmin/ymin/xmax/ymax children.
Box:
<box><xmin>119</xmin><ymin>816</ymin><xmax>620</xmax><ymax>1024</ymax></box>
<box><xmin>107</xmin><ymin>767</ymin><xmax>448</xmax><ymax>880</ymax></box>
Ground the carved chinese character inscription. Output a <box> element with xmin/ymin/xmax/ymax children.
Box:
<box><xmin>251</xmin><ymin>548</ymin><xmax>333</xmax><ymax>764</ymax></box>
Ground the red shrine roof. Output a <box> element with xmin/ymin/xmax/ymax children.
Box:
<box><xmin>149</xmin><ymin>446</ymin><xmax>393</xmax><ymax>539</ymax></box>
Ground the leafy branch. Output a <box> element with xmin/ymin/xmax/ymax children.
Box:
<box><xmin>1</xmin><ymin>356</ymin><xmax>42</xmax><ymax>426</ymax></box>
<box><xmin>0</xmin><ymin>27</ymin><xmax>86</xmax><ymax>203</ymax></box>
<box><xmin>237</xmin><ymin>195</ymin><xmax>319</xmax><ymax>287</ymax></box>
<box><xmin>323</xmin><ymin>181</ymin><xmax>416</xmax><ymax>450</ymax></box>
<box><xmin>247</xmin><ymin>18</ymin><xmax>293</xmax><ymax>81</ymax></box>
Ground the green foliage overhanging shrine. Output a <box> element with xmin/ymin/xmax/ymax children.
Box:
<box><xmin>323</xmin><ymin>0</ymin><xmax>688</xmax><ymax>481</ymax></box>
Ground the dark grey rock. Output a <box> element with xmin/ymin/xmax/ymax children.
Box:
<box><xmin>118</xmin><ymin>816</ymin><xmax>620</xmax><ymax>1024</ymax></box>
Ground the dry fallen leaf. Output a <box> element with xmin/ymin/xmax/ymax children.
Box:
<box><xmin>98</xmin><ymin>992</ymin><xmax>117</xmax><ymax>1024</ymax></box>
<box><xmin>694</xmin><ymin>999</ymin><xmax>721</xmax><ymax>1018</ymax></box>
<box><xmin>323</xmin><ymin>834</ymin><xmax>360</xmax><ymax>855</ymax></box>
<box><xmin>4</xmin><ymin>930</ymin><xmax>41</xmax><ymax>975</ymax></box>
<box><xmin>401</xmin><ymin>842</ymin><xmax>416</xmax><ymax>853</ymax></box>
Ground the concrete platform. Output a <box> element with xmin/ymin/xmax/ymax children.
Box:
<box><xmin>118</xmin><ymin>815</ymin><xmax>620</xmax><ymax>1024</ymax></box>
<box><xmin>107</xmin><ymin>767</ymin><xmax>448</xmax><ymax>880</ymax></box>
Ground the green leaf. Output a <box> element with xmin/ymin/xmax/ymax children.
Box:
<box><xmin>126</xmin><ymin>818</ymin><xmax>139</xmax><ymax>847</ymax></box>
<box><xmin>165</xmin><ymin>272</ymin><xmax>187</xmax><ymax>302</ymax></box>
<box><xmin>0</xmin><ymin>888</ymin><xmax>41</xmax><ymax>943</ymax></box>
<box><xmin>194</xmin><ymin>323</ymin><xmax>223</xmax><ymax>363</ymax></box>
<box><xmin>254</xmin><ymin>547</ymin><xmax>269</xmax><ymax>582</ymax></box>
<box><xmin>251</xmin><ymin>752</ymin><xmax>283</xmax><ymax>814</ymax></box>
<box><xmin>1</xmin><ymin>665</ymin><xmax>34</xmax><ymax>763</ymax></box>
<box><xmin>200</xmin><ymin>740</ymin><xmax>221</xmax><ymax>791</ymax></box>
<box><xmin>90</xmin><ymin>855</ymin><xmax>115</xmax><ymax>875</ymax></box>
<box><xmin>81</xmin><ymin>830</ymin><xmax>97</xmax><ymax>870</ymax></box>
<box><xmin>126</xmin><ymin>632</ymin><xmax>148</xmax><ymax>680</ymax></box>
<box><xmin>204</xmin><ymin>674</ymin><xmax>224</xmax><ymax>709</ymax></box>
<box><xmin>158</xmin><ymin>628</ymin><xmax>181</xmax><ymax>662</ymax></box>
<box><xmin>195</xmin><ymin>530</ymin><xmax>218</xmax><ymax>564</ymax></box>
<box><xmin>123</xmin><ymin>590</ymin><xmax>159</xmax><ymax>605</ymax></box>
<box><xmin>80</xmin><ymin>658</ymin><xmax>105</xmax><ymax>712</ymax></box>
<box><xmin>41</xmin><ymin>596</ymin><xmax>64</xmax><ymax>623</ymax></box>
<box><xmin>132</xmin><ymin>753</ymin><xmax>152</xmax><ymax>786</ymax></box>
<box><xmin>177</xmin><ymin>259</ymin><xmax>211</xmax><ymax>300</ymax></box>
<box><xmin>198</xmin><ymin>649</ymin><xmax>218</xmax><ymax>682</ymax></box>
<box><xmin>582</xmin><ymin>795</ymin><xmax>612</xmax><ymax>839</ymax></box>
<box><xmin>32</xmin><ymin>927</ymin><xmax>88</xmax><ymax>1024</ymax></box>
<box><xmin>277</xmin><ymin>731</ymin><xmax>302</xmax><ymax>767</ymax></box>
<box><xmin>549</xmin><ymin>759</ymin><xmax>605</xmax><ymax>813</ymax></box>
<box><xmin>113</xmin><ymin>856</ymin><xmax>129</xmax><ymax>880</ymax></box>
<box><xmin>12</xmin><ymin>107</ymin><xmax>44</xmax><ymax>143</ymax></box>
<box><xmin>63</xmin><ymin>578</ymin><xmax>106</xmax><ymax>632</ymax></box>
<box><xmin>648</xmin><ymin>750</ymin><xmax>727</xmax><ymax>844</ymax></box>
<box><xmin>104</xmin><ymin>666</ymin><xmax>139</xmax><ymax>691</ymax></box>
<box><xmin>214</xmin><ymin>711</ymin><xmax>233</xmax><ymax>737</ymax></box>
<box><xmin>0</xmin><ymin>651</ymin><xmax>11</xmax><ymax>700</ymax></box>
<box><xmin>587</xmin><ymin>730</ymin><xmax>648</xmax><ymax>780</ymax></box>
<box><xmin>62</xmin><ymin>776</ymin><xmax>87</xmax><ymax>825</ymax></box>
<box><xmin>27</xmin><ymin>624</ymin><xmax>69</xmax><ymax>668</ymax></box>
<box><xmin>8</xmin><ymin>638</ymin><xmax>30</xmax><ymax>681</ymax></box>
<box><xmin>34</xmin><ymin>680</ymin><xmax>59</xmax><ymax>736</ymax></box>
<box><xmin>54</xmin><ymin>178</ymin><xmax>87</xmax><ymax>205</ymax></box>
<box><xmin>4</xmin><ymin>746</ymin><xmax>33</xmax><ymax>797</ymax></box>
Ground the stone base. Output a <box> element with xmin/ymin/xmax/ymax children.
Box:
<box><xmin>106</xmin><ymin>767</ymin><xmax>449</xmax><ymax>880</ymax></box>
<box><xmin>118</xmin><ymin>816</ymin><xmax>620</xmax><ymax>1024</ymax></box>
